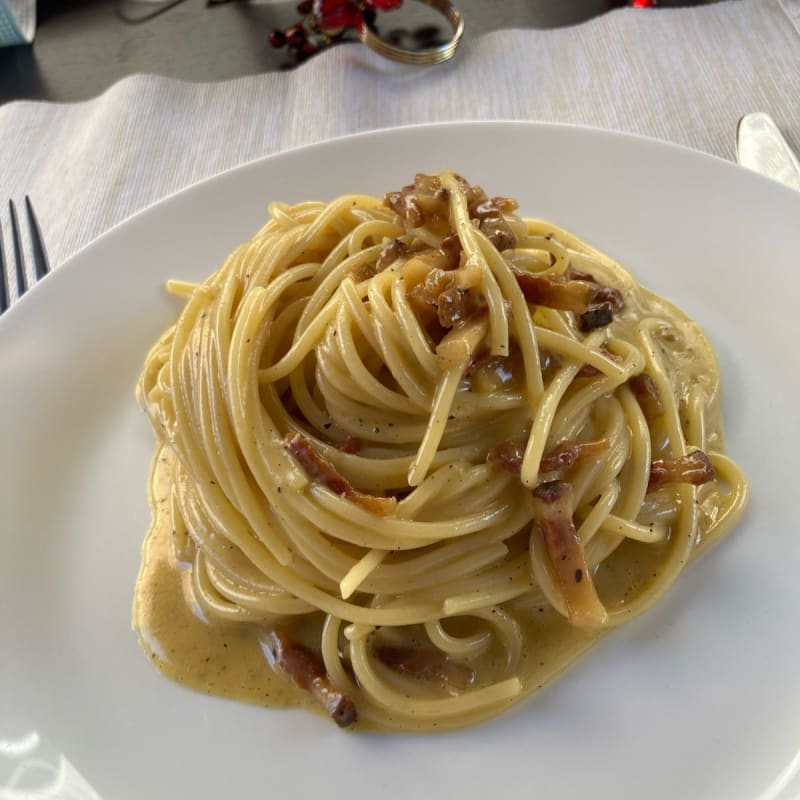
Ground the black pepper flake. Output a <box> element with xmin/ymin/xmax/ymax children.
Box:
<box><xmin>323</xmin><ymin>422</ymin><xmax>332</xmax><ymax>429</ymax></box>
<box><xmin>575</xmin><ymin>568</ymin><xmax>583</xmax><ymax>583</ymax></box>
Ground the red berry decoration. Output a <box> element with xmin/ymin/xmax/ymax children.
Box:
<box><xmin>269</xmin><ymin>29</ymin><xmax>287</xmax><ymax>47</ymax></box>
<box><xmin>268</xmin><ymin>0</ymin><xmax>404</xmax><ymax>62</ymax></box>
<box><xmin>313</xmin><ymin>0</ymin><xmax>362</xmax><ymax>29</ymax></box>
<box><xmin>286</xmin><ymin>23</ymin><xmax>307</xmax><ymax>47</ymax></box>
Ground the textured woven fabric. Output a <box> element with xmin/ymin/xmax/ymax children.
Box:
<box><xmin>0</xmin><ymin>0</ymin><xmax>797</xmax><ymax>277</ymax></box>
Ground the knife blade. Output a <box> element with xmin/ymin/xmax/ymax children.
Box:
<box><xmin>736</xmin><ymin>112</ymin><xmax>800</xmax><ymax>191</ymax></box>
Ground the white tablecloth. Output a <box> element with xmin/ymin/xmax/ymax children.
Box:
<box><xmin>0</xmin><ymin>0</ymin><xmax>798</xmax><ymax>275</ymax></box>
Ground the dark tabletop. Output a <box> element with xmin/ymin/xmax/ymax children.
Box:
<box><xmin>0</xmin><ymin>0</ymin><xmax>713</xmax><ymax>105</ymax></box>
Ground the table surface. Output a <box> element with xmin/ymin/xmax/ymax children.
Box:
<box><xmin>0</xmin><ymin>0</ymin><xmax>713</xmax><ymax>104</ymax></box>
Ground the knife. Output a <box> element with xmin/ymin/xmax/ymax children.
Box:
<box><xmin>736</xmin><ymin>112</ymin><xmax>800</xmax><ymax>191</ymax></box>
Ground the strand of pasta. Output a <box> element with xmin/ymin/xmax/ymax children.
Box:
<box><xmin>440</xmin><ymin>170</ymin><xmax>509</xmax><ymax>356</ymax></box>
<box><xmin>521</xmin><ymin>329</ymin><xmax>606</xmax><ymax>487</ymax></box>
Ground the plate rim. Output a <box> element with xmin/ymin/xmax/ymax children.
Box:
<box><xmin>2</xmin><ymin>119</ymin><xmax>800</xmax><ymax>800</ymax></box>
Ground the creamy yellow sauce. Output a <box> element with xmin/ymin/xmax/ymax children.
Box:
<box><xmin>133</xmin><ymin>447</ymin><xmax>687</xmax><ymax>730</ymax></box>
<box><xmin>133</xmin><ymin>451</ymin><xmax>319</xmax><ymax>717</ymax></box>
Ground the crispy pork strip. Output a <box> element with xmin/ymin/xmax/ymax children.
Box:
<box><xmin>473</xmin><ymin>196</ymin><xmax>519</xmax><ymax>216</ymax></box>
<box><xmin>437</xmin><ymin>234</ymin><xmax>463</xmax><ymax>269</ymax></box>
<box><xmin>263</xmin><ymin>628</ymin><xmax>357</xmax><ymax>728</ymax></box>
<box><xmin>384</xmin><ymin>174</ymin><xmax>450</xmax><ymax>229</ymax></box>
<box><xmin>284</xmin><ymin>433</ymin><xmax>397</xmax><ymax>516</ymax></box>
<box><xmin>648</xmin><ymin>450</ymin><xmax>715</xmax><ymax>492</ymax></box>
<box><xmin>629</xmin><ymin>372</ymin><xmax>665</xmax><ymax>420</ymax></box>
<box><xmin>486</xmin><ymin>440</ymin><xmax>525</xmax><ymax>474</ymax></box>
<box><xmin>539</xmin><ymin>439</ymin><xmax>610</xmax><ymax>472</ymax></box>
<box><xmin>437</xmin><ymin>285</ymin><xmax>481</xmax><ymax>327</ymax></box>
<box><xmin>578</xmin><ymin>302</ymin><xmax>614</xmax><ymax>332</ymax></box>
<box><xmin>514</xmin><ymin>271</ymin><xmax>624</xmax><ymax>314</ymax></box>
<box><xmin>565</xmin><ymin>266</ymin><xmax>598</xmax><ymax>283</ymax></box>
<box><xmin>385</xmin><ymin>173</ymin><xmax>518</xmax><ymax>249</ymax></box>
<box><xmin>375</xmin><ymin>238</ymin><xmax>408</xmax><ymax>271</ymax></box>
<box><xmin>531</xmin><ymin>481</ymin><xmax>608</xmax><ymax>628</ymax></box>
<box><xmin>384</xmin><ymin>188</ymin><xmax>424</xmax><ymax>228</ymax></box>
<box><xmin>407</xmin><ymin>277</ymin><xmax>483</xmax><ymax>330</ymax></box>
<box><xmin>478</xmin><ymin>214</ymin><xmax>517</xmax><ymax>251</ymax></box>
<box><xmin>468</xmin><ymin>188</ymin><xmax>518</xmax><ymax>250</ymax></box>
<box><xmin>407</xmin><ymin>264</ymin><xmax>452</xmax><ymax>301</ymax></box>
<box><xmin>487</xmin><ymin>438</ymin><xmax>609</xmax><ymax>476</ymax></box>
<box><xmin>339</xmin><ymin>436</ymin><xmax>363</xmax><ymax>454</ymax></box>
<box><xmin>376</xmin><ymin>645</ymin><xmax>475</xmax><ymax>692</ymax></box>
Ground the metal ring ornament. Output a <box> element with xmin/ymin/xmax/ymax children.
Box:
<box><xmin>357</xmin><ymin>0</ymin><xmax>463</xmax><ymax>65</ymax></box>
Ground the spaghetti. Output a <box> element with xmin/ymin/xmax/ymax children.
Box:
<box><xmin>134</xmin><ymin>171</ymin><xmax>748</xmax><ymax>732</ymax></box>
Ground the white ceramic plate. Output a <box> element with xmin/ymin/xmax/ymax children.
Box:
<box><xmin>2</xmin><ymin>122</ymin><xmax>799</xmax><ymax>800</ymax></box>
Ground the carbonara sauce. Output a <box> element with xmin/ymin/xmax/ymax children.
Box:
<box><xmin>133</xmin><ymin>285</ymin><xmax>731</xmax><ymax>730</ymax></box>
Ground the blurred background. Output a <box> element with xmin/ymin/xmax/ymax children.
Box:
<box><xmin>0</xmin><ymin>0</ymin><xmax>718</xmax><ymax>103</ymax></box>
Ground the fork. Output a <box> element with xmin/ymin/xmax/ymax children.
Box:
<box><xmin>0</xmin><ymin>197</ymin><xmax>51</xmax><ymax>315</ymax></box>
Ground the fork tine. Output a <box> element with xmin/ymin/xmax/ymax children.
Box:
<box><xmin>0</xmin><ymin>216</ymin><xmax>8</xmax><ymax>313</ymax></box>
<box><xmin>25</xmin><ymin>196</ymin><xmax>50</xmax><ymax>279</ymax></box>
<box><xmin>8</xmin><ymin>199</ymin><xmax>29</xmax><ymax>298</ymax></box>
